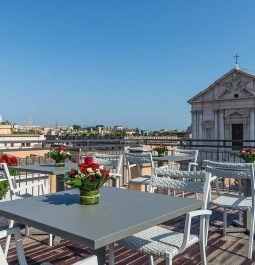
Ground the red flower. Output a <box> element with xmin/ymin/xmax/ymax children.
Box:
<box><xmin>88</xmin><ymin>175</ymin><xmax>94</xmax><ymax>181</ymax></box>
<box><xmin>70</xmin><ymin>169</ymin><xmax>78</xmax><ymax>177</ymax></box>
<box><xmin>0</xmin><ymin>153</ymin><xmax>18</xmax><ymax>167</ymax></box>
<box><xmin>247</xmin><ymin>148</ymin><xmax>254</xmax><ymax>154</ymax></box>
<box><xmin>56</xmin><ymin>146</ymin><xmax>66</xmax><ymax>152</ymax></box>
<box><xmin>84</xmin><ymin>156</ymin><xmax>93</xmax><ymax>165</ymax></box>
<box><xmin>91</xmin><ymin>163</ymin><xmax>99</xmax><ymax>170</ymax></box>
<box><xmin>100</xmin><ymin>169</ymin><xmax>110</xmax><ymax>179</ymax></box>
<box><xmin>10</xmin><ymin>156</ymin><xmax>18</xmax><ymax>165</ymax></box>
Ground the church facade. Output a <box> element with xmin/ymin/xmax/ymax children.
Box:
<box><xmin>188</xmin><ymin>67</ymin><xmax>255</xmax><ymax>149</ymax></box>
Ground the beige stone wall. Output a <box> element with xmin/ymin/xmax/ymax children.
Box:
<box><xmin>4</xmin><ymin>149</ymin><xmax>50</xmax><ymax>158</ymax></box>
<box><xmin>0</xmin><ymin>125</ymin><xmax>12</xmax><ymax>134</ymax></box>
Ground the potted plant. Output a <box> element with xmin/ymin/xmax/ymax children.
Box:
<box><xmin>48</xmin><ymin>146</ymin><xmax>71</xmax><ymax>167</ymax></box>
<box><xmin>66</xmin><ymin>156</ymin><xmax>112</xmax><ymax>205</ymax></box>
<box><xmin>153</xmin><ymin>144</ymin><xmax>168</xmax><ymax>157</ymax></box>
<box><xmin>236</xmin><ymin>148</ymin><xmax>255</xmax><ymax>163</ymax></box>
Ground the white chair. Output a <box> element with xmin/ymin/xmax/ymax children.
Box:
<box><xmin>110</xmin><ymin>168</ymin><xmax>212</xmax><ymax>265</ymax></box>
<box><xmin>204</xmin><ymin>160</ymin><xmax>255</xmax><ymax>259</ymax></box>
<box><xmin>92</xmin><ymin>153</ymin><xmax>123</xmax><ymax>188</ymax></box>
<box><xmin>0</xmin><ymin>163</ymin><xmax>53</xmax><ymax>250</ymax></box>
<box><xmin>125</xmin><ymin>152</ymin><xmax>154</xmax><ymax>189</ymax></box>
<box><xmin>173</xmin><ymin>149</ymin><xmax>199</xmax><ymax>171</ymax></box>
<box><xmin>0</xmin><ymin>227</ymin><xmax>98</xmax><ymax>265</ymax></box>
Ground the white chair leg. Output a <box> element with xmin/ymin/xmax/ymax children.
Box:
<box><xmin>205</xmin><ymin>215</ymin><xmax>210</xmax><ymax>247</ymax></box>
<box><xmin>48</xmin><ymin>233</ymin><xmax>53</xmax><ymax>247</ymax></box>
<box><xmin>4</xmin><ymin>219</ymin><xmax>14</xmax><ymax>257</ymax></box>
<box><xmin>199</xmin><ymin>216</ymin><xmax>207</xmax><ymax>265</ymax></box>
<box><xmin>166</xmin><ymin>256</ymin><xmax>172</xmax><ymax>265</ymax></box>
<box><xmin>248</xmin><ymin>210</ymin><xmax>255</xmax><ymax>259</ymax></box>
<box><xmin>25</xmin><ymin>225</ymin><xmax>29</xmax><ymax>237</ymax></box>
<box><xmin>223</xmin><ymin>208</ymin><xmax>227</xmax><ymax>236</ymax></box>
<box><xmin>199</xmin><ymin>240</ymin><xmax>207</xmax><ymax>265</ymax></box>
<box><xmin>109</xmin><ymin>243</ymin><xmax>114</xmax><ymax>265</ymax></box>
<box><xmin>148</xmin><ymin>254</ymin><xmax>154</xmax><ymax>265</ymax></box>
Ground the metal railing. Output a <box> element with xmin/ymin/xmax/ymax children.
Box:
<box><xmin>1</xmin><ymin>136</ymin><xmax>253</xmax><ymax>197</ymax></box>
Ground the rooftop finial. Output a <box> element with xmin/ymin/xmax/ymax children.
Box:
<box><xmin>234</xmin><ymin>53</ymin><xmax>239</xmax><ymax>69</ymax></box>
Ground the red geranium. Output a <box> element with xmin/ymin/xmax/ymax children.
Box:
<box><xmin>56</xmin><ymin>146</ymin><xmax>67</xmax><ymax>152</ymax></box>
<box><xmin>236</xmin><ymin>148</ymin><xmax>255</xmax><ymax>163</ymax></box>
<box><xmin>66</xmin><ymin>156</ymin><xmax>112</xmax><ymax>191</ymax></box>
<box><xmin>0</xmin><ymin>153</ymin><xmax>19</xmax><ymax>176</ymax></box>
<box><xmin>153</xmin><ymin>144</ymin><xmax>168</xmax><ymax>155</ymax></box>
<box><xmin>0</xmin><ymin>153</ymin><xmax>18</xmax><ymax>167</ymax></box>
<box><xmin>48</xmin><ymin>146</ymin><xmax>71</xmax><ymax>162</ymax></box>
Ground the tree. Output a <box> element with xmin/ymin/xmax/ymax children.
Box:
<box><xmin>73</xmin><ymin>125</ymin><xmax>82</xmax><ymax>131</ymax></box>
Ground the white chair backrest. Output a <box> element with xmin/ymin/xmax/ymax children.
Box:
<box><xmin>92</xmin><ymin>153</ymin><xmax>123</xmax><ymax>175</ymax></box>
<box><xmin>125</xmin><ymin>152</ymin><xmax>153</xmax><ymax>167</ymax></box>
<box><xmin>0</xmin><ymin>163</ymin><xmax>17</xmax><ymax>198</ymax></box>
<box><xmin>151</xmin><ymin>168</ymin><xmax>212</xmax><ymax>209</ymax></box>
<box><xmin>204</xmin><ymin>160</ymin><xmax>255</xmax><ymax>196</ymax></box>
<box><xmin>173</xmin><ymin>149</ymin><xmax>198</xmax><ymax>163</ymax></box>
<box><xmin>125</xmin><ymin>152</ymin><xmax>154</xmax><ymax>181</ymax></box>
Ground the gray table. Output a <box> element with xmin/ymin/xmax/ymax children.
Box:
<box><xmin>0</xmin><ymin>187</ymin><xmax>202</xmax><ymax>264</ymax></box>
<box><xmin>11</xmin><ymin>163</ymin><xmax>77</xmax><ymax>192</ymax></box>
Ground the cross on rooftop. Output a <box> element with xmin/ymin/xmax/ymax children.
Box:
<box><xmin>234</xmin><ymin>53</ymin><xmax>239</xmax><ymax>69</ymax></box>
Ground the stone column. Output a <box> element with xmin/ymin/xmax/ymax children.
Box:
<box><xmin>219</xmin><ymin>110</ymin><xmax>224</xmax><ymax>142</ymax></box>
<box><xmin>250</xmin><ymin>108</ymin><xmax>255</xmax><ymax>140</ymax></box>
<box><xmin>191</xmin><ymin>111</ymin><xmax>197</xmax><ymax>140</ymax></box>
<box><xmin>214</xmin><ymin>110</ymin><xmax>218</xmax><ymax>140</ymax></box>
<box><xmin>198</xmin><ymin>111</ymin><xmax>203</xmax><ymax>140</ymax></box>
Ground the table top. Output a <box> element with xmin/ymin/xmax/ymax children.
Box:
<box><xmin>0</xmin><ymin>187</ymin><xmax>202</xmax><ymax>249</ymax></box>
<box><xmin>152</xmin><ymin>155</ymin><xmax>194</xmax><ymax>162</ymax></box>
<box><xmin>11</xmin><ymin>163</ymin><xmax>77</xmax><ymax>175</ymax></box>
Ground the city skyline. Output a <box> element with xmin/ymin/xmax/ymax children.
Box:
<box><xmin>1</xmin><ymin>1</ymin><xmax>255</xmax><ymax>130</ymax></box>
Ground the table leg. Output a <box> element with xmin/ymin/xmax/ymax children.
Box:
<box><xmin>94</xmin><ymin>246</ymin><xmax>106</xmax><ymax>265</ymax></box>
<box><xmin>56</xmin><ymin>174</ymin><xmax>65</xmax><ymax>192</ymax></box>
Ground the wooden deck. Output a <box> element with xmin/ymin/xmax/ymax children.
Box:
<box><xmin>4</xmin><ymin>204</ymin><xmax>255</xmax><ymax>265</ymax></box>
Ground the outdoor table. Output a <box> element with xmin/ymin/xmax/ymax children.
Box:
<box><xmin>152</xmin><ymin>154</ymin><xmax>194</xmax><ymax>163</ymax></box>
<box><xmin>153</xmin><ymin>155</ymin><xmax>195</xmax><ymax>169</ymax></box>
<box><xmin>11</xmin><ymin>163</ymin><xmax>77</xmax><ymax>192</ymax></box>
<box><xmin>0</xmin><ymin>187</ymin><xmax>202</xmax><ymax>265</ymax></box>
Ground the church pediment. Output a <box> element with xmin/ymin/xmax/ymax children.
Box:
<box><xmin>225</xmin><ymin>110</ymin><xmax>246</xmax><ymax>118</ymax></box>
<box><xmin>218</xmin><ymin>72</ymin><xmax>254</xmax><ymax>99</ymax></box>
<box><xmin>188</xmin><ymin>68</ymin><xmax>255</xmax><ymax>104</ymax></box>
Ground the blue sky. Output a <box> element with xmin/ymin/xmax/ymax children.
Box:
<box><xmin>0</xmin><ymin>1</ymin><xmax>255</xmax><ymax>131</ymax></box>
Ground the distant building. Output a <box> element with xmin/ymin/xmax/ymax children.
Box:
<box><xmin>0</xmin><ymin>125</ymin><xmax>12</xmax><ymax>135</ymax></box>
<box><xmin>188</xmin><ymin>67</ymin><xmax>255</xmax><ymax>149</ymax></box>
<box><xmin>0</xmin><ymin>134</ymin><xmax>45</xmax><ymax>149</ymax></box>
<box><xmin>114</xmin><ymin>125</ymin><xmax>124</xmax><ymax>131</ymax></box>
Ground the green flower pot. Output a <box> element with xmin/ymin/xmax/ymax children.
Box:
<box><xmin>55</xmin><ymin>159</ymin><xmax>66</xmax><ymax>167</ymax></box>
<box><xmin>80</xmin><ymin>189</ymin><xmax>100</xmax><ymax>205</ymax></box>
